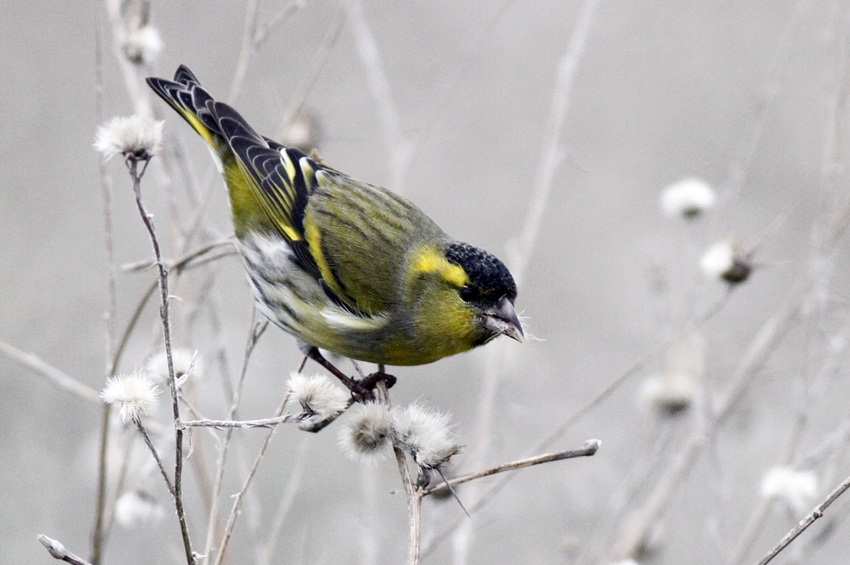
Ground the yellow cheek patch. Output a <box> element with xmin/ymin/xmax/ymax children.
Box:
<box><xmin>411</xmin><ymin>247</ymin><xmax>469</xmax><ymax>287</ymax></box>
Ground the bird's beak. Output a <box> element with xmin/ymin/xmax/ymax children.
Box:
<box><xmin>483</xmin><ymin>296</ymin><xmax>524</xmax><ymax>343</ymax></box>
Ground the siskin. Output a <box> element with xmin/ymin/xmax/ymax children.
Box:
<box><xmin>147</xmin><ymin>66</ymin><xmax>522</xmax><ymax>387</ymax></box>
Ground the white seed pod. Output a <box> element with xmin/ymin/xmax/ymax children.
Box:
<box><xmin>115</xmin><ymin>490</ymin><xmax>165</xmax><ymax>528</ymax></box>
<box><xmin>391</xmin><ymin>403</ymin><xmax>461</xmax><ymax>469</ymax></box>
<box><xmin>122</xmin><ymin>25</ymin><xmax>164</xmax><ymax>65</ymax></box>
<box><xmin>660</xmin><ymin>177</ymin><xmax>716</xmax><ymax>219</ymax></box>
<box><xmin>94</xmin><ymin>115</ymin><xmax>164</xmax><ymax>162</ymax></box>
<box><xmin>760</xmin><ymin>466</ymin><xmax>818</xmax><ymax>514</ymax></box>
<box><xmin>143</xmin><ymin>348</ymin><xmax>201</xmax><ymax>389</ymax></box>
<box><xmin>101</xmin><ymin>371</ymin><xmax>160</xmax><ymax>424</ymax></box>
<box><xmin>700</xmin><ymin>240</ymin><xmax>752</xmax><ymax>284</ymax></box>
<box><xmin>640</xmin><ymin>334</ymin><xmax>703</xmax><ymax>415</ymax></box>
<box><xmin>287</xmin><ymin>372</ymin><xmax>349</xmax><ymax>419</ymax></box>
<box><xmin>338</xmin><ymin>402</ymin><xmax>393</xmax><ymax>462</ymax></box>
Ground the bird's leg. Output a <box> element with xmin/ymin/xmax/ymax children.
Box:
<box><xmin>304</xmin><ymin>347</ymin><xmax>395</xmax><ymax>401</ymax></box>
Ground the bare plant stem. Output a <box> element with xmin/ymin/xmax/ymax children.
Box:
<box><xmin>100</xmin><ymin>428</ymin><xmax>136</xmax><ymax>545</ymax></box>
<box><xmin>276</xmin><ymin>4</ymin><xmax>346</xmax><ymax>141</ymax></box>
<box><xmin>228</xmin><ymin>0</ymin><xmax>260</xmax><ymax>103</ymax></box>
<box><xmin>423</xmin><ymin>440</ymin><xmax>601</xmax><ymax>496</ymax></box>
<box><xmin>0</xmin><ymin>340</ymin><xmax>100</xmax><ymax>403</ymax></box>
<box><xmin>39</xmin><ymin>535</ymin><xmax>93</xmax><ymax>565</ymax></box>
<box><xmin>128</xmin><ymin>157</ymin><xmax>194</xmax><ymax>564</ymax></box>
<box><xmin>213</xmin><ymin>390</ymin><xmax>290</xmax><ymax>565</ymax></box>
<box><xmin>202</xmin><ymin>318</ymin><xmax>266</xmax><ymax>561</ymax></box>
<box><xmin>136</xmin><ymin>419</ymin><xmax>176</xmax><ymax>497</ymax></box>
<box><xmin>375</xmin><ymin>378</ymin><xmax>422</xmax><ymax>565</ymax></box>
<box><xmin>92</xmin><ymin>3</ymin><xmax>117</xmax><ymax>561</ymax></box>
<box><xmin>347</xmin><ymin>0</ymin><xmax>413</xmax><ymax>193</ymax></box>
<box><xmin>258</xmin><ymin>437</ymin><xmax>310</xmax><ymax>564</ymax></box>
<box><xmin>180</xmin><ymin>414</ymin><xmax>303</xmax><ymax>430</ymax></box>
<box><xmin>254</xmin><ymin>0</ymin><xmax>305</xmax><ymax>48</ymax></box>
<box><xmin>756</xmin><ymin>471</ymin><xmax>850</xmax><ymax>565</ymax></box>
<box><xmin>451</xmin><ymin>2</ymin><xmax>600</xmax><ymax>561</ymax></box>
<box><xmin>90</xmin><ymin>408</ymin><xmax>111</xmax><ymax>565</ymax></box>
<box><xmin>230</xmin><ymin>0</ymin><xmax>308</xmax><ymax>105</ymax></box>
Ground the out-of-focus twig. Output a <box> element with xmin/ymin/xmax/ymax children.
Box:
<box><xmin>213</xmin><ymin>390</ymin><xmax>290</xmax><ymax>565</ymax></box>
<box><xmin>347</xmin><ymin>0</ymin><xmax>414</xmax><ymax>194</ymax></box>
<box><xmin>202</xmin><ymin>318</ymin><xmax>266</xmax><ymax>561</ymax></box>
<box><xmin>755</xmin><ymin>471</ymin><xmax>850</xmax><ymax>565</ymax></box>
<box><xmin>0</xmin><ymin>340</ymin><xmax>100</xmax><ymax>403</ymax></box>
<box><xmin>446</xmin><ymin>2</ymin><xmax>601</xmax><ymax>561</ymax></box>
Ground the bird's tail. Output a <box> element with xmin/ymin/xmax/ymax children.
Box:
<box><xmin>146</xmin><ymin>65</ymin><xmax>223</xmax><ymax>150</ymax></box>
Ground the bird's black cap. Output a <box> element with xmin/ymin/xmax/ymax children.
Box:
<box><xmin>444</xmin><ymin>241</ymin><xmax>517</xmax><ymax>303</ymax></box>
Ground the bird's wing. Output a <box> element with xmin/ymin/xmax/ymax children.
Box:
<box><xmin>208</xmin><ymin>100</ymin><xmax>430</xmax><ymax>315</ymax></box>
<box><xmin>303</xmin><ymin>171</ymin><xmax>443</xmax><ymax>315</ymax></box>
<box><xmin>208</xmin><ymin>102</ymin><xmax>312</xmax><ymax>243</ymax></box>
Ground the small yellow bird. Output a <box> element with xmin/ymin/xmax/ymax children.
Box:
<box><xmin>147</xmin><ymin>66</ymin><xmax>522</xmax><ymax>391</ymax></box>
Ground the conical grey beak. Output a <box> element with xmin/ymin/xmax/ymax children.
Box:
<box><xmin>483</xmin><ymin>296</ymin><xmax>524</xmax><ymax>343</ymax></box>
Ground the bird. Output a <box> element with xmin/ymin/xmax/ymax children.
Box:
<box><xmin>147</xmin><ymin>65</ymin><xmax>522</xmax><ymax>394</ymax></box>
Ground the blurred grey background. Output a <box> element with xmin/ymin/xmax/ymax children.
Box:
<box><xmin>3</xmin><ymin>1</ymin><xmax>850</xmax><ymax>564</ymax></box>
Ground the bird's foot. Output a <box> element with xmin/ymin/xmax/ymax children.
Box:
<box><xmin>348</xmin><ymin>371</ymin><xmax>397</xmax><ymax>402</ymax></box>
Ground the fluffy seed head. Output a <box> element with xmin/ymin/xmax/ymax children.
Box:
<box><xmin>287</xmin><ymin>372</ymin><xmax>349</xmax><ymax>419</ymax></box>
<box><xmin>115</xmin><ymin>490</ymin><xmax>165</xmax><ymax>528</ymax></box>
<box><xmin>391</xmin><ymin>403</ymin><xmax>461</xmax><ymax>469</ymax></box>
<box><xmin>640</xmin><ymin>335</ymin><xmax>704</xmax><ymax>415</ymax></box>
<box><xmin>338</xmin><ymin>402</ymin><xmax>393</xmax><ymax>462</ymax></box>
<box><xmin>122</xmin><ymin>25</ymin><xmax>163</xmax><ymax>65</ymax></box>
<box><xmin>660</xmin><ymin>177</ymin><xmax>716</xmax><ymax>219</ymax></box>
<box><xmin>94</xmin><ymin>115</ymin><xmax>164</xmax><ymax>162</ymax></box>
<box><xmin>101</xmin><ymin>371</ymin><xmax>160</xmax><ymax>424</ymax></box>
<box><xmin>760</xmin><ymin>466</ymin><xmax>818</xmax><ymax>513</ymax></box>
<box><xmin>640</xmin><ymin>374</ymin><xmax>698</xmax><ymax>415</ymax></box>
<box><xmin>143</xmin><ymin>347</ymin><xmax>201</xmax><ymax>387</ymax></box>
<box><xmin>701</xmin><ymin>240</ymin><xmax>752</xmax><ymax>284</ymax></box>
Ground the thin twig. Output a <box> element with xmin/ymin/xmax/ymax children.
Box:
<box><xmin>202</xmin><ymin>317</ymin><xmax>266</xmax><ymax>562</ymax></box>
<box><xmin>179</xmin><ymin>413</ymin><xmax>303</xmax><ymax>430</ymax></box>
<box><xmin>254</xmin><ymin>0</ymin><xmax>305</xmax><ymax>48</ymax></box>
<box><xmin>228</xmin><ymin>0</ymin><xmax>260</xmax><ymax>103</ymax></box>
<box><xmin>258</xmin><ymin>437</ymin><xmax>310</xmax><ymax>564</ymax></box>
<box><xmin>128</xmin><ymin>157</ymin><xmax>194</xmax><ymax>564</ymax></box>
<box><xmin>135</xmin><ymin>420</ymin><xmax>176</xmax><ymax>497</ymax></box>
<box><xmin>375</xmin><ymin>378</ymin><xmax>422</xmax><ymax>565</ymax></box>
<box><xmin>92</xmin><ymin>1</ymin><xmax>117</xmax><ymax>560</ymax></box>
<box><xmin>121</xmin><ymin>237</ymin><xmax>235</xmax><ymax>272</ymax></box>
<box><xmin>346</xmin><ymin>0</ymin><xmax>413</xmax><ymax>193</ymax></box>
<box><xmin>275</xmin><ymin>5</ymin><xmax>347</xmax><ymax>141</ymax></box>
<box><xmin>755</xmin><ymin>471</ymin><xmax>850</xmax><ymax>565</ymax></box>
<box><xmin>506</xmin><ymin>0</ymin><xmax>601</xmax><ymax>283</ymax></box>
<box><xmin>448</xmin><ymin>2</ymin><xmax>600</xmax><ymax>560</ymax></box>
<box><xmin>0</xmin><ymin>340</ymin><xmax>100</xmax><ymax>403</ymax></box>
<box><xmin>423</xmin><ymin>440</ymin><xmax>601</xmax><ymax>496</ymax></box>
<box><xmin>103</xmin><ymin>0</ymin><xmax>153</xmax><ymax>117</ymax></box>
<box><xmin>213</xmin><ymin>391</ymin><xmax>291</xmax><ymax>565</ymax></box>
<box><xmin>100</xmin><ymin>427</ymin><xmax>136</xmax><ymax>547</ymax></box>
<box><xmin>39</xmin><ymin>535</ymin><xmax>93</xmax><ymax>565</ymax></box>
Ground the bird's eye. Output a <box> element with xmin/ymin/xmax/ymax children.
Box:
<box><xmin>459</xmin><ymin>286</ymin><xmax>479</xmax><ymax>302</ymax></box>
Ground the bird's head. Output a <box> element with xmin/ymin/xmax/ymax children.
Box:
<box><xmin>406</xmin><ymin>240</ymin><xmax>523</xmax><ymax>356</ymax></box>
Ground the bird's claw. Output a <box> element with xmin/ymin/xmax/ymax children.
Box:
<box><xmin>349</xmin><ymin>371</ymin><xmax>397</xmax><ymax>402</ymax></box>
